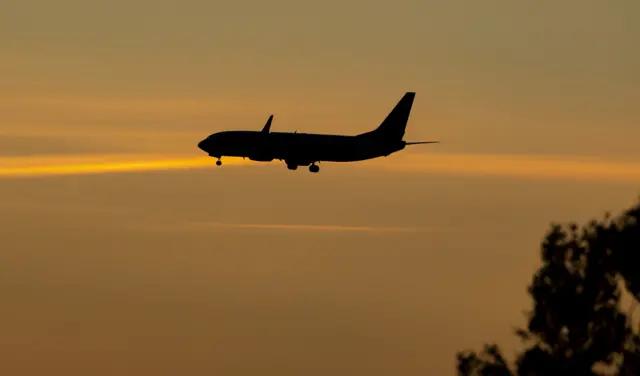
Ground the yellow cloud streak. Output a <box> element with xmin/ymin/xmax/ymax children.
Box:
<box><xmin>1</xmin><ymin>153</ymin><xmax>640</xmax><ymax>181</ymax></box>
<box><xmin>184</xmin><ymin>221</ymin><xmax>424</xmax><ymax>233</ymax></box>
<box><xmin>130</xmin><ymin>221</ymin><xmax>427</xmax><ymax>234</ymax></box>
<box><xmin>370</xmin><ymin>153</ymin><xmax>640</xmax><ymax>182</ymax></box>
<box><xmin>0</xmin><ymin>155</ymin><xmax>250</xmax><ymax>178</ymax></box>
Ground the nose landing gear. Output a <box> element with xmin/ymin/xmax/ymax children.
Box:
<box><xmin>215</xmin><ymin>158</ymin><xmax>222</xmax><ymax>166</ymax></box>
<box><xmin>309</xmin><ymin>163</ymin><xmax>319</xmax><ymax>173</ymax></box>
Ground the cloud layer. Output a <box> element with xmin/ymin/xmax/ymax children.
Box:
<box><xmin>1</xmin><ymin>153</ymin><xmax>640</xmax><ymax>182</ymax></box>
<box><xmin>140</xmin><ymin>221</ymin><xmax>431</xmax><ymax>234</ymax></box>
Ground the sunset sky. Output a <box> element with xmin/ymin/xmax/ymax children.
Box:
<box><xmin>1</xmin><ymin>1</ymin><xmax>639</xmax><ymax>375</ymax></box>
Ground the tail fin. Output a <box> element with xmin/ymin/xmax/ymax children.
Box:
<box><xmin>368</xmin><ymin>92</ymin><xmax>415</xmax><ymax>141</ymax></box>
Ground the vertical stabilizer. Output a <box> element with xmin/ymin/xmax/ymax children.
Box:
<box><xmin>367</xmin><ymin>92</ymin><xmax>415</xmax><ymax>141</ymax></box>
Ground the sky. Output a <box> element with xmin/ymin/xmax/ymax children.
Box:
<box><xmin>1</xmin><ymin>1</ymin><xmax>639</xmax><ymax>375</ymax></box>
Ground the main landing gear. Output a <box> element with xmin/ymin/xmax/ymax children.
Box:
<box><xmin>285</xmin><ymin>162</ymin><xmax>320</xmax><ymax>173</ymax></box>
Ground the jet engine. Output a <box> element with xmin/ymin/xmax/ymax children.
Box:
<box><xmin>248</xmin><ymin>154</ymin><xmax>274</xmax><ymax>162</ymax></box>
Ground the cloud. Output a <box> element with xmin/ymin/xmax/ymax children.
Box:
<box><xmin>0</xmin><ymin>94</ymin><xmax>312</xmax><ymax>120</ymax></box>
<box><xmin>168</xmin><ymin>221</ymin><xmax>429</xmax><ymax>233</ymax></box>
<box><xmin>125</xmin><ymin>219</ymin><xmax>447</xmax><ymax>235</ymax></box>
<box><xmin>0</xmin><ymin>96</ymin><xmax>240</xmax><ymax>114</ymax></box>
<box><xmin>0</xmin><ymin>199</ymin><xmax>440</xmax><ymax>235</ymax></box>
<box><xmin>369</xmin><ymin>152</ymin><xmax>640</xmax><ymax>182</ymax></box>
<box><xmin>0</xmin><ymin>152</ymin><xmax>639</xmax><ymax>182</ymax></box>
<box><xmin>0</xmin><ymin>135</ymin><xmax>122</xmax><ymax>156</ymax></box>
<box><xmin>0</xmin><ymin>155</ymin><xmax>249</xmax><ymax>178</ymax></box>
<box><xmin>0</xmin><ymin>127</ymin><xmax>204</xmax><ymax>157</ymax></box>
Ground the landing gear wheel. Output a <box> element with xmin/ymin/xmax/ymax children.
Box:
<box><xmin>216</xmin><ymin>159</ymin><xmax>222</xmax><ymax>166</ymax></box>
<box><xmin>309</xmin><ymin>164</ymin><xmax>320</xmax><ymax>173</ymax></box>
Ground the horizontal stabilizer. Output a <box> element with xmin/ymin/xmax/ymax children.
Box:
<box><xmin>405</xmin><ymin>141</ymin><xmax>439</xmax><ymax>145</ymax></box>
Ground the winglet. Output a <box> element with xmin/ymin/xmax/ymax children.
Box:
<box><xmin>262</xmin><ymin>115</ymin><xmax>273</xmax><ymax>133</ymax></box>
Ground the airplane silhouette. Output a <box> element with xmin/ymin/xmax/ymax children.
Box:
<box><xmin>197</xmin><ymin>92</ymin><xmax>438</xmax><ymax>173</ymax></box>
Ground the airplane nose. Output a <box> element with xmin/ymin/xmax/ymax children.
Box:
<box><xmin>198</xmin><ymin>139</ymin><xmax>207</xmax><ymax>151</ymax></box>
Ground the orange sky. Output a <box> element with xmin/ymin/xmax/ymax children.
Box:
<box><xmin>1</xmin><ymin>1</ymin><xmax>639</xmax><ymax>375</ymax></box>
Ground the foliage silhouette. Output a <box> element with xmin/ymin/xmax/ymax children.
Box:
<box><xmin>456</xmin><ymin>199</ymin><xmax>640</xmax><ymax>376</ymax></box>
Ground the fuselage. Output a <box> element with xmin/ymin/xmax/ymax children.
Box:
<box><xmin>198</xmin><ymin>130</ymin><xmax>405</xmax><ymax>166</ymax></box>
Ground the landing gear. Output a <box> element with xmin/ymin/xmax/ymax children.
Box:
<box><xmin>216</xmin><ymin>158</ymin><xmax>222</xmax><ymax>166</ymax></box>
<box><xmin>285</xmin><ymin>160</ymin><xmax>319</xmax><ymax>173</ymax></box>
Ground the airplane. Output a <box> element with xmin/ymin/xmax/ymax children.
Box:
<box><xmin>197</xmin><ymin>91</ymin><xmax>438</xmax><ymax>173</ymax></box>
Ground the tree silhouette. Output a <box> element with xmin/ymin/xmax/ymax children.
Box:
<box><xmin>456</xmin><ymin>199</ymin><xmax>640</xmax><ymax>376</ymax></box>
